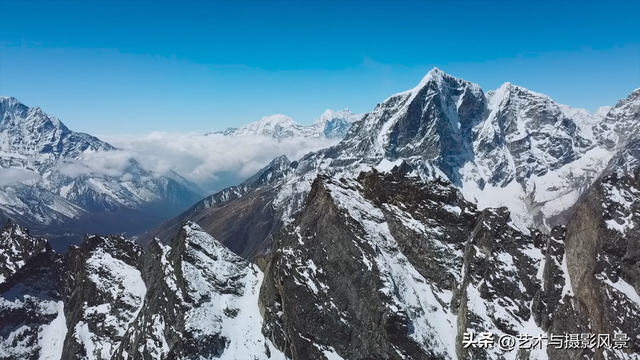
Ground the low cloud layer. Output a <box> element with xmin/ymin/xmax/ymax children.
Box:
<box><xmin>95</xmin><ymin>132</ymin><xmax>339</xmax><ymax>192</ymax></box>
<box><xmin>0</xmin><ymin>168</ymin><xmax>42</xmax><ymax>186</ymax></box>
<box><xmin>58</xmin><ymin>150</ymin><xmax>137</xmax><ymax>178</ymax></box>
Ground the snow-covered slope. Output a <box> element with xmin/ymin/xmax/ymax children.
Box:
<box><xmin>112</xmin><ymin>222</ymin><xmax>284</xmax><ymax>360</ymax></box>
<box><xmin>0</xmin><ymin>97</ymin><xmax>202</xmax><ymax>245</ymax></box>
<box><xmin>208</xmin><ymin>108</ymin><xmax>363</xmax><ymax>140</ymax></box>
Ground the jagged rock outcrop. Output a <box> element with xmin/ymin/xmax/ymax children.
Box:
<box><xmin>0</xmin><ymin>221</ymin><xmax>65</xmax><ymax>360</ymax></box>
<box><xmin>59</xmin><ymin>235</ymin><xmax>145</xmax><ymax>360</ymax></box>
<box><xmin>0</xmin><ymin>219</ymin><xmax>50</xmax><ymax>284</ymax></box>
<box><xmin>258</xmin><ymin>168</ymin><xmax>550</xmax><ymax>360</ymax></box>
<box><xmin>0</xmin><ymin>220</ymin><xmax>284</xmax><ymax>360</ymax></box>
<box><xmin>111</xmin><ymin>222</ymin><xmax>283</xmax><ymax>360</ymax></box>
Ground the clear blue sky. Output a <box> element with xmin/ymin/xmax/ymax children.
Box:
<box><xmin>1</xmin><ymin>0</ymin><xmax>639</xmax><ymax>135</ymax></box>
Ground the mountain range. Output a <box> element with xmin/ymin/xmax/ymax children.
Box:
<box><xmin>207</xmin><ymin>108</ymin><xmax>363</xmax><ymax>140</ymax></box>
<box><xmin>1</xmin><ymin>69</ymin><xmax>639</xmax><ymax>360</ymax></box>
<box><xmin>0</xmin><ymin>96</ymin><xmax>203</xmax><ymax>251</ymax></box>
<box><xmin>145</xmin><ymin>69</ymin><xmax>639</xmax><ymax>259</ymax></box>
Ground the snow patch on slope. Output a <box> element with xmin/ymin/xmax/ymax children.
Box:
<box><xmin>181</xmin><ymin>223</ymin><xmax>286</xmax><ymax>360</ymax></box>
<box><xmin>38</xmin><ymin>300</ymin><xmax>67</xmax><ymax>360</ymax></box>
<box><xmin>73</xmin><ymin>246</ymin><xmax>146</xmax><ymax>360</ymax></box>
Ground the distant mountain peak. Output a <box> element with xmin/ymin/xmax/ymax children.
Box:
<box><xmin>315</xmin><ymin>109</ymin><xmax>338</xmax><ymax>124</ymax></box>
<box><xmin>422</xmin><ymin>66</ymin><xmax>446</xmax><ymax>81</ymax></box>
<box><xmin>257</xmin><ymin>114</ymin><xmax>297</xmax><ymax>125</ymax></box>
<box><xmin>314</xmin><ymin>108</ymin><xmax>359</xmax><ymax>126</ymax></box>
<box><xmin>211</xmin><ymin>109</ymin><xmax>363</xmax><ymax>140</ymax></box>
<box><xmin>493</xmin><ymin>81</ymin><xmax>551</xmax><ymax>100</ymax></box>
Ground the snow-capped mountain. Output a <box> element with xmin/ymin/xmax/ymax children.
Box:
<box><xmin>208</xmin><ymin>108</ymin><xmax>363</xmax><ymax>140</ymax></box>
<box><xmin>0</xmin><ymin>97</ymin><xmax>203</xmax><ymax>249</ymax></box>
<box><xmin>312</xmin><ymin>108</ymin><xmax>364</xmax><ymax>139</ymax></box>
<box><xmin>294</xmin><ymin>68</ymin><xmax>624</xmax><ymax>231</ymax></box>
<box><xmin>147</xmin><ymin>69</ymin><xmax>638</xmax><ymax>258</ymax></box>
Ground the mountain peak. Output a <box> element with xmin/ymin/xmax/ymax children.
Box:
<box><xmin>258</xmin><ymin>114</ymin><xmax>297</xmax><ymax>125</ymax></box>
<box><xmin>270</xmin><ymin>154</ymin><xmax>291</xmax><ymax>164</ymax></box>
<box><xmin>314</xmin><ymin>108</ymin><xmax>358</xmax><ymax>126</ymax></box>
<box><xmin>393</xmin><ymin>68</ymin><xmax>479</xmax><ymax>101</ymax></box>
<box><xmin>491</xmin><ymin>82</ymin><xmax>552</xmax><ymax>105</ymax></box>
<box><xmin>415</xmin><ymin>67</ymin><xmax>447</xmax><ymax>88</ymax></box>
<box><xmin>426</xmin><ymin>66</ymin><xmax>445</xmax><ymax>77</ymax></box>
<box><xmin>0</xmin><ymin>96</ymin><xmax>21</xmax><ymax>106</ymax></box>
<box><xmin>317</xmin><ymin>109</ymin><xmax>337</xmax><ymax>124</ymax></box>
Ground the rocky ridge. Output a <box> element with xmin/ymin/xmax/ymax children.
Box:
<box><xmin>2</xmin><ymin>162</ymin><xmax>639</xmax><ymax>359</ymax></box>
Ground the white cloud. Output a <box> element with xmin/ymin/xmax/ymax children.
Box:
<box><xmin>0</xmin><ymin>168</ymin><xmax>42</xmax><ymax>186</ymax></box>
<box><xmin>96</xmin><ymin>132</ymin><xmax>339</xmax><ymax>192</ymax></box>
<box><xmin>57</xmin><ymin>150</ymin><xmax>135</xmax><ymax>178</ymax></box>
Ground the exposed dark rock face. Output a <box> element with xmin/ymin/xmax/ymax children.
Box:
<box><xmin>531</xmin><ymin>226</ymin><xmax>567</xmax><ymax>332</ymax></box>
<box><xmin>259</xmin><ymin>169</ymin><xmax>546</xmax><ymax>360</ymax></box>
<box><xmin>0</xmin><ymin>222</ymin><xmax>64</xmax><ymax>360</ymax></box>
<box><xmin>550</xmin><ymin>169</ymin><xmax>640</xmax><ymax>360</ymax></box>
